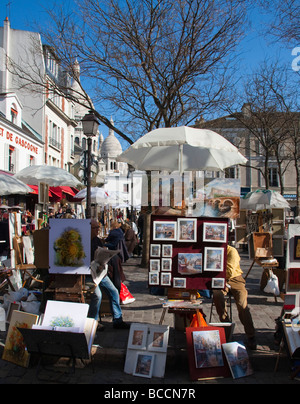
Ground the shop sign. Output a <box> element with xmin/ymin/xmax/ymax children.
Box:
<box><xmin>0</xmin><ymin>126</ymin><xmax>39</xmax><ymax>155</ymax></box>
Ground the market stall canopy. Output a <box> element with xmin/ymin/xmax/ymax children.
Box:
<box><xmin>14</xmin><ymin>165</ymin><xmax>82</xmax><ymax>187</ymax></box>
<box><xmin>117</xmin><ymin>126</ymin><xmax>247</xmax><ymax>173</ymax></box>
<box><xmin>240</xmin><ymin>189</ymin><xmax>290</xmax><ymax>210</ymax></box>
<box><xmin>0</xmin><ymin>173</ymin><xmax>32</xmax><ymax>195</ymax></box>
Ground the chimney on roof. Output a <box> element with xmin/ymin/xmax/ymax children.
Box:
<box><xmin>242</xmin><ymin>103</ymin><xmax>251</xmax><ymax>117</ymax></box>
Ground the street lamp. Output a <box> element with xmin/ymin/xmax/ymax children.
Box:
<box><xmin>81</xmin><ymin>111</ymin><xmax>99</xmax><ymax>219</ymax></box>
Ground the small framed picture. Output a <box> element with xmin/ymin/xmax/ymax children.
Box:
<box><xmin>149</xmin><ymin>272</ymin><xmax>159</xmax><ymax>285</ymax></box>
<box><xmin>148</xmin><ymin>325</ymin><xmax>169</xmax><ymax>353</ymax></box>
<box><xmin>128</xmin><ymin>324</ymin><xmax>149</xmax><ymax>350</ymax></box>
<box><xmin>149</xmin><ymin>259</ymin><xmax>160</xmax><ymax>272</ymax></box>
<box><xmin>133</xmin><ymin>352</ymin><xmax>155</xmax><ymax>378</ymax></box>
<box><xmin>203</xmin><ymin>222</ymin><xmax>227</xmax><ymax>243</ymax></box>
<box><xmin>177</xmin><ymin>218</ymin><xmax>197</xmax><ymax>242</ymax></box>
<box><xmin>212</xmin><ymin>278</ymin><xmax>225</xmax><ymax>289</ymax></box>
<box><xmin>153</xmin><ymin>221</ymin><xmax>177</xmax><ymax>241</ymax></box>
<box><xmin>161</xmin><ymin>272</ymin><xmax>172</xmax><ymax>286</ymax></box>
<box><xmin>161</xmin><ymin>258</ymin><xmax>172</xmax><ymax>271</ymax></box>
<box><xmin>173</xmin><ymin>277</ymin><xmax>186</xmax><ymax>288</ymax></box>
<box><xmin>150</xmin><ymin>244</ymin><xmax>161</xmax><ymax>257</ymax></box>
<box><xmin>204</xmin><ymin>247</ymin><xmax>224</xmax><ymax>272</ymax></box>
<box><xmin>162</xmin><ymin>244</ymin><xmax>173</xmax><ymax>257</ymax></box>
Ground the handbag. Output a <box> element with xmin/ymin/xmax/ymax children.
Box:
<box><xmin>263</xmin><ymin>270</ymin><xmax>280</xmax><ymax>296</ymax></box>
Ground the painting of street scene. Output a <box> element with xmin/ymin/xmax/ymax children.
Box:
<box><xmin>178</xmin><ymin>253</ymin><xmax>202</xmax><ymax>275</ymax></box>
<box><xmin>177</xmin><ymin>218</ymin><xmax>197</xmax><ymax>242</ymax></box>
<box><xmin>204</xmin><ymin>247</ymin><xmax>224</xmax><ymax>272</ymax></box>
<box><xmin>203</xmin><ymin>222</ymin><xmax>227</xmax><ymax>243</ymax></box>
<box><xmin>153</xmin><ymin>221</ymin><xmax>177</xmax><ymax>241</ymax></box>
<box><xmin>192</xmin><ymin>330</ymin><xmax>224</xmax><ymax>369</ymax></box>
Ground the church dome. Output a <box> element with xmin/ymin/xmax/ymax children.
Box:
<box><xmin>101</xmin><ymin>119</ymin><xmax>123</xmax><ymax>157</ymax></box>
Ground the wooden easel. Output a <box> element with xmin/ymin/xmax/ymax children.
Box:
<box><xmin>12</xmin><ymin>213</ymin><xmax>43</xmax><ymax>288</ymax></box>
<box><xmin>244</xmin><ymin>232</ymin><xmax>278</xmax><ymax>280</ymax></box>
<box><xmin>45</xmin><ymin>274</ymin><xmax>85</xmax><ymax>303</ymax></box>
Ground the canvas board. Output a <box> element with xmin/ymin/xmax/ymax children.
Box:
<box><xmin>48</xmin><ymin>218</ymin><xmax>91</xmax><ymax>274</ymax></box>
<box><xmin>40</xmin><ymin>300</ymin><xmax>89</xmax><ymax>333</ymax></box>
<box><xmin>2</xmin><ymin>310</ymin><xmax>39</xmax><ymax>367</ymax></box>
<box><xmin>222</xmin><ymin>341</ymin><xmax>253</xmax><ymax>379</ymax></box>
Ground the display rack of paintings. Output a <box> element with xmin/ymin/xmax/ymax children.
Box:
<box><xmin>124</xmin><ymin>323</ymin><xmax>170</xmax><ymax>378</ymax></box>
<box><xmin>285</xmin><ymin>224</ymin><xmax>300</xmax><ymax>314</ymax></box>
<box><xmin>149</xmin><ymin>215</ymin><xmax>228</xmax><ymax>291</ymax></box>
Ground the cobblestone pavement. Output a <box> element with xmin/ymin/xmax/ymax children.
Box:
<box><xmin>0</xmin><ymin>251</ymin><xmax>299</xmax><ymax>386</ymax></box>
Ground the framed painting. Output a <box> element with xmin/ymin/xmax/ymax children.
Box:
<box><xmin>177</xmin><ymin>218</ymin><xmax>197</xmax><ymax>242</ymax></box>
<box><xmin>153</xmin><ymin>221</ymin><xmax>177</xmax><ymax>241</ymax></box>
<box><xmin>212</xmin><ymin>278</ymin><xmax>225</xmax><ymax>289</ymax></box>
<box><xmin>178</xmin><ymin>252</ymin><xmax>202</xmax><ymax>275</ymax></box>
<box><xmin>173</xmin><ymin>277</ymin><xmax>186</xmax><ymax>288</ymax></box>
<box><xmin>161</xmin><ymin>272</ymin><xmax>172</xmax><ymax>286</ymax></box>
<box><xmin>148</xmin><ymin>325</ymin><xmax>169</xmax><ymax>353</ymax></box>
<box><xmin>186</xmin><ymin>326</ymin><xmax>230</xmax><ymax>380</ymax></box>
<box><xmin>288</xmin><ymin>268</ymin><xmax>300</xmax><ymax>290</ymax></box>
<box><xmin>161</xmin><ymin>258</ymin><xmax>172</xmax><ymax>272</ymax></box>
<box><xmin>150</xmin><ymin>244</ymin><xmax>161</xmax><ymax>257</ymax></box>
<box><xmin>133</xmin><ymin>352</ymin><xmax>155</xmax><ymax>378</ymax></box>
<box><xmin>203</xmin><ymin>222</ymin><xmax>227</xmax><ymax>243</ymax></box>
<box><xmin>149</xmin><ymin>259</ymin><xmax>160</xmax><ymax>272</ymax></box>
<box><xmin>48</xmin><ymin>218</ymin><xmax>91</xmax><ymax>274</ymax></box>
<box><xmin>149</xmin><ymin>272</ymin><xmax>159</xmax><ymax>285</ymax></box>
<box><xmin>162</xmin><ymin>244</ymin><xmax>173</xmax><ymax>257</ymax></box>
<box><xmin>204</xmin><ymin>247</ymin><xmax>224</xmax><ymax>272</ymax></box>
<box><xmin>128</xmin><ymin>324</ymin><xmax>148</xmax><ymax>350</ymax></box>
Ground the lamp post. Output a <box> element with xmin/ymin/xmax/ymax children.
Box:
<box><xmin>81</xmin><ymin>111</ymin><xmax>99</xmax><ymax>219</ymax></box>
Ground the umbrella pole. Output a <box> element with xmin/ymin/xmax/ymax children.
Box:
<box><xmin>179</xmin><ymin>144</ymin><xmax>183</xmax><ymax>175</ymax></box>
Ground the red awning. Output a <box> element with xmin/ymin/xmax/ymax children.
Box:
<box><xmin>60</xmin><ymin>186</ymin><xmax>77</xmax><ymax>196</ymax></box>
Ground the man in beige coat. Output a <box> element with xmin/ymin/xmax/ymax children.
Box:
<box><xmin>213</xmin><ymin>245</ymin><xmax>256</xmax><ymax>349</ymax></box>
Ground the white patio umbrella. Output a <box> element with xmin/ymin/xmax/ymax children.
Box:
<box><xmin>241</xmin><ymin>189</ymin><xmax>290</xmax><ymax>210</ymax></box>
<box><xmin>0</xmin><ymin>173</ymin><xmax>32</xmax><ymax>195</ymax></box>
<box><xmin>75</xmin><ymin>187</ymin><xmax>110</xmax><ymax>204</ymax></box>
<box><xmin>117</xmin><ymin>126</ymin><xmax>247</xmax><ymax>173</ymax></box>
<box><xmin>14</xmin><ymin>165</ymin><xmax>82</xmax><ymax>187</ymax></box>
<box><xmin>75</xmin><ymin>188</ymin><xmax>128</xmax><ymax>206</ymax></box>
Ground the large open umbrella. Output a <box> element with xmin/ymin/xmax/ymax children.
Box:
<box><xmin>14</xmin><ymin>165</ymin><xmax>82</xmax><ymax>187</ymax></box>
<box><xmin>117</xmin><ymin>126</ymin><xmax>247</xmax><ymax>173</ymax></box>
<box><xmin>74</xmin><ymin>188</ymin><xmax>127</xmax><ymax>206</ymax></box>
<box><xmin>75</xmin><ymin>187</ymin><xmax>110</xmax><ymax>204</ymax></box>
<box><xmin>241</xmin><ymin>189</ymin><xmax>290</xmax><ymax>210</ymax></box>
<box><xmin>0</xmin><ymin>173</ymin><xmax>32</xmax><ymax>195</ymax></box>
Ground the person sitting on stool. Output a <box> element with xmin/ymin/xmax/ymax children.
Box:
<box><xmin>212</xmin><ymin>245</ymin><xmax>257</xmax><ymax>350</ymax></box>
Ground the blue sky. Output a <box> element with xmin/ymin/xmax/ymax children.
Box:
<box><xmin>1</xmin><ymin>1</ymin><xmax>297</xmax><ymax>145</ymax></box>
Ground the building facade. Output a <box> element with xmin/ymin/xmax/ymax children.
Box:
<box><xmin>0</xmin><ymin>18</ymin><xmax>77</xmax><ymax>174</ymax></box>
<box><xmin>194</xmin><ymin>105</ymin><xmax>298</xmax><ymax>208</ymax></box>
